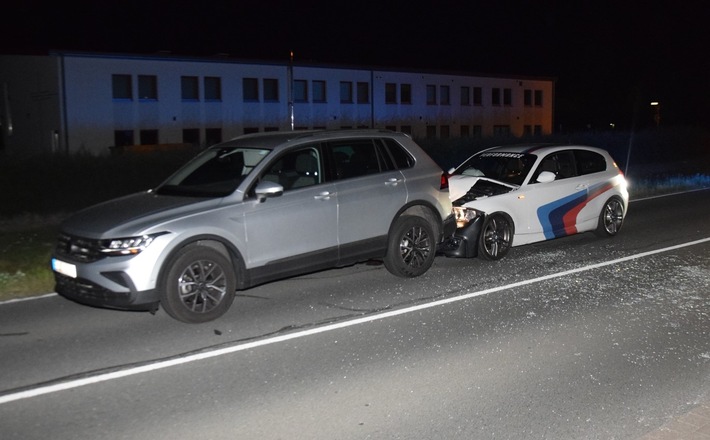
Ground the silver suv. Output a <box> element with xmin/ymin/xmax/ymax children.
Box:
<box><xmin>52</xmin><ymin>130</ymin><xmax>455</xmax><ymax>323</ymax></box>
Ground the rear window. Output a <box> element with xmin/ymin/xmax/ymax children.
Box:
<box><xmin>575</xmin><ymin>150</ymin><xmax>607</xmax><ymax>175</ymax></box>
<box><xmin>381</xmin><ymin>138</ymin><xmax>415</xmax><ymax>169</ymax></box>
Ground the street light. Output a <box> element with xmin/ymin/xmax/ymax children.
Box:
<box><xmin>650</xmin><ymin>101</ymin><xmax>660</xmax><ymax>127</ymax></box>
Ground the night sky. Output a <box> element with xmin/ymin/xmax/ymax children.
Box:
<box><xmin>3</xmin><ymin>0</ymin><xmax>708</xmax><ymax>130</ymax></box>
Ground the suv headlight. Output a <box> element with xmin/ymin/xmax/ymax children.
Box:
<box><xmin>99</xmin><ymin>233</ymin><xmax>167</xmax><ymax>256</ymax></box>
<box><xmin>453</xmin><ymin>206</ymin><xmax>481</xmax><ymax>228</ymax></box>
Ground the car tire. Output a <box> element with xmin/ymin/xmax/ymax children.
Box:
<box><xmin>383</xmin><ymin>215</ymin><xmax>436</xmax><ymax>278</ymax></box>
<box><xmin>160</xmin><ymin>245</ymin><xmax>236</xmax><ymax>323</ymax></box>
<box><xmin>478</xmin><ymin>213</ymin><xmax>514</xmax><ymax>261</ymax></box>
<box><xmin>595</xmin><ymin>196</ymin><xmax>625</xmax><ymax>237</ymax></box>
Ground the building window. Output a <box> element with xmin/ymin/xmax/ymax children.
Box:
<box><xmin>138</xmin><ymin>75</ymin><xmax>157</xmax><ymax>100</ymax></box>
<box><xmin>243</xmin><ymin>78</ymin><xmax>259</xmax><ymax>101</ymax></box>
<box><xmin>183</xmin><ymin>128</ymin><xmax>200</xmax><ymax>146</ymax></box>
<box><xmin>340</xmin><ymin>81</ymin><xmax>353</xmax><ymax>103</ymax></box>
<box><xmin>385</xmin><ymin>83</ymin><xmax>397</xmax><ymax>103</ymax></box>
<box><xmin>139</xmin><ymin>129</ymin><xmax>159</xmax><ymax>145</ymax></box>
<box><xmin>426</xmin><ymin>125</ymin><xmax>437</xmax><ymax>138</ymax></box>
<box><xmin>400</xmin><ymin>84</ymin><xmax>411</xmax><ymax>104</ymax></box>
<box><xmin>523</xmin><ymin>125</ymin><xmax>533</xmax><ymax>136</ymax></box>
<box><xmin>112</xmin><ymin>74</ymin><xmax>132</xmax><ymax>100</ymax></box>
<box><xmin>492</xmin><ymin>88</ymin><xmax>501</xmax><ymax>106</ymax></box>
<box><xmin>461</xmin><ymin>86</ymin><xmax>470</xmax><ymax>105</ymax></box>
<box><xmin>460</xmin><ymin>125</ymin><xmax>470</xmax><ymax>136</ymax></box>
<box><xmin>244</xmin><ymin>127</ymin><xmax>259</xmax><ymax>134</ymax></box>
<box><xmin>357</xmin><ymin>82</ymin><xmax>369</xmax><ymax>104</ymax></box>
<box><xmin>181</xmin><ymin>76</ymin><xmax>199</xmax><ymax>100</ymax></box>
<box><xmin>524</xmin><ymin>89</ymin><xmax>532</xmax><ymax>107</ymax></box>
<box><xmin>440</xmin><ymin>85</ymin><xmax>450</xmax><ymax>105</ymax></box>
<box><xmin>534</xmin><ymin>124</ymin><xmax>543</xmax><ymax>135</ymax></box>
<box><xmin>264</xmin><ymin>126</ymin><xmax>279</xmax><ymax>132</ymax></box>
<box><xmin>385</xmin><ymin>125</ymin><xmax>397</xmax><ymax>131</ymax></box>
<box><xmin>472</xmin><ymin>125</ymin><xmax>482</xmax><ymax>137</ymax></box>
<box><xmin>264</xmin><ymin>79</ymin><xmax>279</xmax><ymax>102</ymax></box>
<box><xmin>313</xmin><ymin>80</ymin><xmax>326</xmax><ymax>103</ymax></box>
<box><xmin>204</xmin><ymin>77</ymin><xmax>221</xmax><ymax>100</ymax></box>
<box><xmin>493</xmin><ymin>125</ymin><xmax>511</xmax><ymax>136</ymax></box>
<box><xmin>426</xmin><ymin>85</ymin><xmax>436</xmax><ymax>105</ymax></box>
<box><xmin>294</xmin><ymin>79</ymin><xmax>308</xmax><ymax>102</ymax></box>
<box><xmin>205</xmin><ymin>128</ymin><xmax>222</xmax><ymax>146</ymax></box>
<box><xmin>440</xmin><ymin>125</ymin><xmax>450</xmax><ymax>138</ymax></box>
<box><xmin>114</xmin><ymin>130</ymin><xmax>134</xmax><ymax>146</ymax></box>
<box><xmin>473</xmin><ymin>87</ymin><xmax>482</xmax><ymax>105</ymax></box>
<box><xmin>534</xmin><ymin>90</ymin><xmax>543</xmax><ymax>107</ymax></box>
<box><xmin>503</xmin><ymin>88</ymin><xmax>512</xmax><ymax>106</ymax></box>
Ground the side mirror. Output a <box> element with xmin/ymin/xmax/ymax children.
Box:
<box><xmin>447</xmin><ymin>167</ymin><xmax>456</xmax><ymax>174</ymax></box>
<box><xmin>536</xmin><ymin>171</ymin><xmax>556</xmax><ymax>183</ymax></box>
<box><xmin>255</xmin><ymin>180</ymin><xmax>284</xmax><ymax>201</ymax></box>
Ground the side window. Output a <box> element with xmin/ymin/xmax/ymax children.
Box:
<box><xmin>327</xmin><ymin>139</ymin><xmax>389</xmax><ymax>180</ymax></box>
<box><xmin>381</xmin><ymin>138</ymin><xmax>415</xmax><ymax>169</ymax></box>
<box><xmin>575</xmin><ymin>150</ymin><xmax>607</xmax><ymax>175</ymax></box>
<box><xmin>261</xmin><ymin>147</ymin><xmax>322</xmax><ymax>191</ymax></box>
<box><xmin>532</xmin><ymin>151</ymin><xmax>578</xmax><ymax>182</ymax></box>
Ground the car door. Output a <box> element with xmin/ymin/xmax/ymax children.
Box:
<box><xmin>519</xmin><ymin>150</ymin><xmax>590</xmax><ymax>239</ymax></box>
<box><xmin>327</xmin><ymin>138</ymin><xmax>407</xmax><ymax>256</ymax></box>
<box><xmin>243</xmin><ymin>145</ymin><xmax>338</xmax><ymax>269</ymax></box>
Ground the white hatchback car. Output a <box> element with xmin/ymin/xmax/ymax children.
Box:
<box><xmin>441</xmin><ymin>144</ymin><xmax>629</xmax><ymax>260</ymax></box>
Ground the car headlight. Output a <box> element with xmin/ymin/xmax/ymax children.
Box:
<box><xmin>453</xmin><ymin>206</ymin><xmax>481</xmax><ymax>228</ymax></box>
<box><xmin>99</xmin><ymin>233</ymin><xmax>167</xmax><ymax>256</ymax></box>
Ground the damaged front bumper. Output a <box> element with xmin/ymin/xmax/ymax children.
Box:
<box><xmin>439</xmin><ymin>216</ymin><xmax>483</xmax><ymax>258</ymax></box>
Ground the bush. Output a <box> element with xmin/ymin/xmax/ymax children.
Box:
<box><xmin>0</xmin><ymin>148</ymin><xmax>198</xmax><ymax>217</ymax></box>
<box><xmin>1</xmin><ymin>127</ymin><xmax>708</xmax><ymax>219</ymax></box>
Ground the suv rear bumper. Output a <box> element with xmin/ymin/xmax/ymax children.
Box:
<box><xmin>55</xmin><ymin>273</ymin><xmax>160</xmax><ymax>311</ymax></box>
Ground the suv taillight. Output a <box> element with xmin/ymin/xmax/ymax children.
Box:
<box><xmin>440</xmin><ymin>172</ymin><xmax>449</xmax><ymax>190</ymax></box>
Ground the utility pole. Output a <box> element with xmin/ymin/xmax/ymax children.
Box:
<box><xmin>288</xmin><ymin>51</ymin><xmax>294</xmax><ymax>131</ymax></box>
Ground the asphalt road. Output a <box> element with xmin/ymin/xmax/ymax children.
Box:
<box><xmin>1</xmin><ymin>190</ymin><xmax>709</xmax><ymax>439</ymax></box>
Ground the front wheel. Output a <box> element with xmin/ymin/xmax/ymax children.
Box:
<box><xmin>595</xmin><ymin>197</ymin><xmax>625</xmax><ymax>237</ymax></box>
<box><xmin>478</xmin><ymin>213</ymin><xmax>514</xmax><ymax>261</ymax></box>
<box><xmin>383</xmin><ymin>216</ymin><xmax>436</xmax><ymax>278</ymax></box>
<box><xmin>160</xmin><ymin>246</ymin><xmax>236</xmax><ymax>323</ymax></box>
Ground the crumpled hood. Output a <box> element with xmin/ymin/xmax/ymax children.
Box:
<box><xmin>449</xmin><ymin>175</ymin><xmax>518</xmax><ymax>205</ymax></box>
<box><xmin>60</xmin><ymin>191</ymin><xmax>220</xmax><ymax>238</ymax></box>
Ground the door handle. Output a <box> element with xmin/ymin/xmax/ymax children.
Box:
<box><xmin>575</xmin><ymin>183</ymin><xmax>589</xmax><ymax>190</ymax></box>
<box><xmin>314</xmin><ymin>191</ymin><xmax>334</xmax><ymax>200</ymax></box>
<box><xmin>385</xmin><ymin>178</ymin><xmax>403</xmax><ymax>186</ymax></box>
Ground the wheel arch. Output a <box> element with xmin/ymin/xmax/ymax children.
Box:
<box><xmin>389</xmin><ymin>201</ymin><xmax>444</xmax><ymax>241</ymax></box>
<box><xmin>157</xmin><ymin>234</ymin><xmax>249</xmax><ymax>291</ymax></box>
<box><xmin>488</xmin><ymin>211</ymin><xmax>516</xmax><ymax>237</ymax></box>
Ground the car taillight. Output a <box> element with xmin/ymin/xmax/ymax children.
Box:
<box><xmin>440</xmin><ymin>172</ymin><xmax>449</xmax><ymax>190</ymax></box>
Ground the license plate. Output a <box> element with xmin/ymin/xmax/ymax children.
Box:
<box><xmin>52</xmin><ymin>258</ymin><xmax>77</xmax><ymax>278</ymax></box>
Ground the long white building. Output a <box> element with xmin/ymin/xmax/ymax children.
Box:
<box><xmin>0</xmin><ymin>51</ymin><xmax>555</xmax><ymax>155</ymax></box>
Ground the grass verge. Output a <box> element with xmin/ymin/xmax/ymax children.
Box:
<box><xmin>0</xmin><ymin>218</ymin><xmax>61</xmax><ymax>301</ymax></box>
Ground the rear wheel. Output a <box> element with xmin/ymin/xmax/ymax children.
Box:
<box><xmin>595</xmin><ymin>197</ymin><xmax>625</xmax><ymax>237</ymax></box>
<box><xmin>478</xmin><ymin>213</ymin><xmax>514</xmax><ymax>261</ymax></box>
<box><xmin>160</xmin><ymin>246</ymin><xmax>236</xmax><ymax>323</ymax></box>
<box><xmin>383</xmin><ymin>216</ymin><xmax>436</xmax><ymax>278</ymax></box>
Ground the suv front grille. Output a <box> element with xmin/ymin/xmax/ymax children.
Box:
<box><xmin>55</xmin><ymin>233</ymin><xmax>105</xmax><ymax>263</ymax></box>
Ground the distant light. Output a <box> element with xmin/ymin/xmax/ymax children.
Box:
<box><xmin>609</xmin><ymin>123</ymin><xmax>615</xmax><ymax>128</ymax></box>
<box><xmin>650</xmin><ymin>101</ymin><xmax>659</xmax><ymax>106</ymax></box>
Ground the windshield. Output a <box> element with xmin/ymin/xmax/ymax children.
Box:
<box><xmin>156</xmin><ymin>146</ymin><xmax>271</xmax><ymax>197</ymax></box>
<box><xmin>454</xmin><ymin>152</ymin><xmax>536</xmax><ymax>186</ymax></box>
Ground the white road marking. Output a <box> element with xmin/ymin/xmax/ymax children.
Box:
<box><xmin>0</xmin><ymin>293</ymin><xmax>56</xmax><ymax>305</ymax></box>
<box><xmin>1</xmin><ymin>236</ymin><xmax>709</xmax><ymax>405</ymax></box>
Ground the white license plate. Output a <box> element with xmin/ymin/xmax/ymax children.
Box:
<box><xmin>52</xmin><ymin>258</ymin><xmax>77</xmax><ymax>278</ymax></box>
